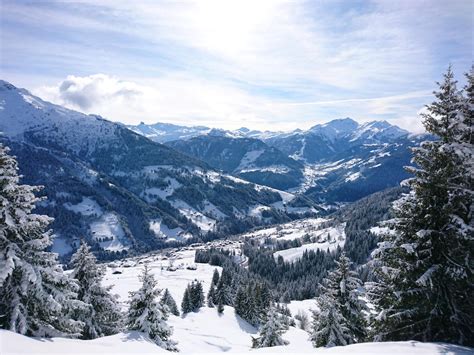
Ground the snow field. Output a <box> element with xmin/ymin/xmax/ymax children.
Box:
<box><xmin>273</xmin><ymin>224</ymin><xmax>346</xmax><ymax>262</ymax></box>
<box><xmin>1</xmin><ymin>248</ymin><xmax>471</xmax><ymax>354</ymax></box>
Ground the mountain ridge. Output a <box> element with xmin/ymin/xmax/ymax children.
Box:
<box><xmin>0</xmin><ymin>80</ymin><xmax>317</xmax><ymax>259</ymax></box>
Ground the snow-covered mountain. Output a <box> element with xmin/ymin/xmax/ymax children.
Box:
<box><xmin>166</xmin><ymin>135</ymin><xmax>304</xmax><ymax>190</ymax></box>
<box><xmin>127</xmin><ymin>121</ymin><xmax>212</xmax><ymax>143</ymax></box>
<box><xmin>0</xmin><ymin>80</ymin><xmax>316</xmax><ymax>259</ymax></box>
<box><xmin>128</xmin><ymin>117</ymin><xmax>409</xmax><ymax>149</ymax></box>
<box><xmin>146</xmin><ymin>117</ymin><xmax>425</xmax><ymax>203</ymax></box>
<box><xmin>264</xmin><ymin>117</ymin><xmax>410</xmax><ymax>163</ymax></box>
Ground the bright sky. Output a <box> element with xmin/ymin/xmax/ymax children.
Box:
<box><xmin>1</xmin><ymin>0</ymin><xmax>472</xmax><ymax>132</ymax></box>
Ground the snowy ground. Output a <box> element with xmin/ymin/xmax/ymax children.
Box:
<box><xmin>102</xmin><ymin>249</ymin><xmax>219</xmax><ymax>308</ymax></box>
<box><xmin>2</xmin><ymin>329</ymin><xmax>471</xmax><ymax>354</ymax></box>
<box><xmin>239</xmin><ymin>218</ymin><xmax>329</xmax><ymax>241</ymax></box>
<box><xmin>239</xmin><ymin>218</ymin><xmax>345</xmax><ymax>262</ymax></box>
<box><xmin>2</xmin><ymin>248</ymin><xmax>472</xmax><ymax>354</ymax></box>
<box><xmin>273</xmin><ymin>223</ymin><xmax>345</xmax><ymax>262</ymax></box>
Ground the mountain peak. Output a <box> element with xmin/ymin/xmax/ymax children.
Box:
<box><xmin>0</xmin><ymin>80</ymin><xmax>17</xmax><ymax>90</ymax></box>
<box><xmin>308</xmin><ymin>117</ymin><xmax>359</xmax><ymax>141</ymax></box>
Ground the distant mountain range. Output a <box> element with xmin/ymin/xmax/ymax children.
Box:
<box><xmin>0</xmin><ymin>80</ymin><xmax>316</xmax><ymax>259</ymax></box>
<box><xmin>132</xmin><ymin>118</ymin><xmax>425</xmax><ymax>202</ymax></box>
<box><xmin>127</xmin><ymin>117</ymin><xmax>410</xmax><ymax>147</ymax></box>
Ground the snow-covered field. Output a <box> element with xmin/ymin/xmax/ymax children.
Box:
<box><xmin>1</xmin><ymin>248</ymin><xmax>471</xmax><ymax>354</ymax></box>
<box><xmin>274</xmin><ymin>223</ymin><xmax>346</xmax><ymax>262</ymax></box>
<box><xmin>2</xmin><ymin>329</ymin><xmax>471</xmax><ymax>354</ymax></box>
<box><xmin>239</xmin><ymin>218</ymin><xmax>345</xmax><ymax>262</ymax></box>
<box><xmin>102</xmin><ymin>249</ymin><xmax>218</xmax><ymax>308</ymax></box>
<box><xmin>239</xmin><ymin>218</ymin><xmax>329</xmax><ymax>241</ymax></box>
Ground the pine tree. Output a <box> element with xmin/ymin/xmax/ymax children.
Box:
<box><xmin>310</xmin><ymin>295</ymin><xmax>351</xmax><ymax>347</ymax></box>
<box><xmin>369</xmin><ymin>66</ymin><xmax>474</xmax><ymax>346</ymax></box>
<box><xmin>190</xmin><ymin>281</ymin><xmax>204</xmax><ymax>311</ymax></box>
<box><xmin>323</xmin><ymin>253</ymin><xmax>366</xmax><ymax>342</ymax></box>
<box><xmin>217</xmin><ymin>299</ymin><xmax>224</xmax><ymax>314</ymax></box>
<box><xmin>251</xmin><ymin>306</ymin><xmax>289</xmax><ymax>348</ymax></box>
<box><xmin>127</xmin><ymin>265</ymin><xmax>177</xmax><ymax>351</ymax></box>
<box><xmin>275</xmin><ymin>304</ymin><xmax>294</xmax><ymax>329</ymax></box>
<box><xmin>255</xmin><ymin>282</ymin><xmax>272</xmax><ymax>322</ymax></box>
<box><xmin>460</xmin><ymin>65</ymin><xmax>474</xmax><ymax>147</ymax></box>
<box><xmin>70</xmin><ymin>241</ymin><xmax>122</xmax><ymax>339</ymax></box>
<box><xmin>160</xmin><ymin>288</ymin><xmax>179</xmax><ymax>316</ymax></box>
<box><xmin>295</xmin><ymin>310</ymin><xmax>309</xmax><ymax>331</ymax></box>
<box><xmin>207</xmin><ymin>284</ymin><xmax>216</xmax><ymax>307</ymax></box>
<box><xmin>211</xmin><ymin>268</ymin><xmax>220</xmax><ymax>285</ymax></box>
<box><xmin>181</xmin><ymin>286</ymin><xmax>191</xmax><ymax>314</ymax></box>
<box><xmin>0</xmin><ymin>145</ymin><xmax>83</xmax><ymax>337</ymax></box>
<box><xmin>234</xmin><ymin>286</ymin><xmax>247</xmax><ymax>319</ymax></box>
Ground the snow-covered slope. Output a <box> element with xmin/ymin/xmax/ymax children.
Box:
<box><xmin>3</xmin><ymin>246</ymin><xmax>471</xmax><ymax>354</ymax></box>
<box><xmin>239</xmin><ymin>217</ymin><xmax>346</xmax><ymax>262</ymax></box>
<box><xmin>127</xmin><ymin>121</ymin><xmax>211</xmax><ymax>143</ymax></box>
<box><xmin>274</xmin><ymin>224</ymin><xmax>346</xmax><ymax>262</ymax></box>
<box><xmin>3</xmin><ymin>329</ymin><xmax>470</xmax><ymax>354</ymax></box>
<box><xmin>166</xmin><ymin>135</ymin><xmax>305</xmax><ymax>190</ymax></box>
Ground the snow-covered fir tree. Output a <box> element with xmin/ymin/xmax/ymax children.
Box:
<box><xmin>323</xmin><ymin>252</ymin><xmax>366</xmax><ymax>342</ymax></box>
<box><xmin>459</xmin><ymin>65</ymin><xmax>474</xmax><ymax>165</ymax></box>
<box><xmin>251</xmin><ymin>306</ymin><xmax>289</xmax><ymax>348</ymax></box>
<box><xmin>189</xmin><ymin>281</ymin><xmax>204</xmax><ymax>311</ymax></box>
<box><xmin>310</xmin><ymin>252</ymin><xmax>366</xmax><ymax>347</ymax></box>
<box><xmin>310</xmin><ymin>294</ymin><xmax>351</xmax><ymax>348</ymax></box>
<box><xmin>211</xmin><ymin>269</ymin><xmax>220</xmax><ymax>285</ymax></box>
<box><xmin>234</xmin><ymin>285</ymin><xmax>258</xmax><ymax>326</ymax></box>
<box><xmin>126</xmin><ymin>265</ymin><xmax>177</xmax><ymax>351</ymax></box>
<box><xmin>70</xmin><ymin>241</ymin><xmax>122</xmax><ymax>339</ymax></box>
<box><xmin>207</xmin><ymin>284</ymin><xmax>216</xmax><ymax>307</ymax></box>
<box><xmin>234</xmin><ymin>286</ymin><xmax>247</xmax><ymax>320</ymax></box>
<box><xmin>295</xmin><ymin>310</ymin><xmax>309</xmax><ymax>331</ymax></box>
<box><xmin>215</xmin><ymin>268</ymin><xmax>233</xmax><ymax>307</ymax></box>
<box><xmin>181</xmin><ymin>286</ymin><xmax>191</xmax><ymax>314</ymax></box>
<box><xmin>0</xmin><ymin>144</ymin><xmax>83</xmax><ymax>337</ymax></box>
<box><xmin>368</xmin><ymin>66</ymin><xmax>474</xmax><ymax>346</ymax></box>
<box><xmin>181</xmin><ymin>281</ymin><xmax>204</xmax><ymax>314</ymax></box>
<box><xmin>275</xmin><ymin>303</ymin><xmax>294</xmax><ymax>329</ymax></box>
<box><xmin>160</xmin><ymin>288</ymin><xmax>179</xmax><ymax>316</ymax></box>
<box><xmin>217</xmin><ymin>299</ymin><xmax>224</xmax><ymax>314</ymax></box>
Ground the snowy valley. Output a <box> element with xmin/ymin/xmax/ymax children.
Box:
<box><xmin>2</xmin><ymin>243</ymin><xmax>471</xmax><ymax>354</ymax></box>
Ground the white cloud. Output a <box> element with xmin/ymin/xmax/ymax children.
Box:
<box><xmin>35</xmin><ymin>73</ymin><xmax>431</xmax><ymax>132</ymax></box>
<box><xmin>35</xmin><ymin>74</ymin><xmax>272</xmax><ymax>129</ymax></box>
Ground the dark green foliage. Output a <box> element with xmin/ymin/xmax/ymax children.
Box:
<box><xmin>211</xmin><ymin>269</ymin><xmax>220</xmax><ymax>285</ymax></box>
<box><xmin>181</xmin><ymin>287</ymin><xmax>191</xmax><ymax>314</ymax></box>
<box><xmin>181</xmin><ymin>281</ymin><xmax>205</xmax><ymax>314</ymax></box>
<box><xmin>369</xmin><ymin>66</ymin><xmax>474</xmax><ymax>346</ymax></box>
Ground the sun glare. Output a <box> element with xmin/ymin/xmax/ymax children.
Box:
<box><xmin>192</xmin><ymin>0</ymin><xmax>278</xmax><ymax>55</ymax></box>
